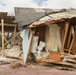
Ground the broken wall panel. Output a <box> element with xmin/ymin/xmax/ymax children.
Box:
<box><xmin>20</xmin><ymin>29</ymin><xmax>33</xmax><ymax>64</ymax></box>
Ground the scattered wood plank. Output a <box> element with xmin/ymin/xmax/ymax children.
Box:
<box><xmin>6</xmin><ymin>56</ymin><xmax>21</xmax><ymax>60</ymax></box>
<box><xmin>0</xmin><ymin>60</ymin><xmax>10</xmax><ymax>65</ymax></box>
<box><xmin>53</xmin><ymin>66</ymin><xmax>75</xmax><ymax>71</ymax></box>
<box><xmin>42</xmin><ymin>59</ymin><xmax>76</xmax><ymax>68</ymax></box>
<box><xmin>67</xmin><ymin>59</ymin><xmax>76</xmax><ymax>64</ymax></box>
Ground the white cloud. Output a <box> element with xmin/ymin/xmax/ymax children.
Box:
<box><xmin>41</xmin><ymin>0</ymin><xmax>76</xmax><ymax>9</ymax></box>
<box><xmin>0</xmin><ymin>0</ymin><xmax>38</xmax><ymax>15</ymax></box>
<box><xmin>0</xmin><ymin>0</ymin><xmax>76</xmax><ymax>15</ymax></box>
<box><xmin>8</xmin><ymin>0</ymin><xmax>38</xmax><ymax>7</ymax></box>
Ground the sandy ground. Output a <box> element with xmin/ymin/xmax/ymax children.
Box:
<box><xmin>0</xmin><ymin>64</ymin><xmax>76</xmax><ymax>75</ymax></box>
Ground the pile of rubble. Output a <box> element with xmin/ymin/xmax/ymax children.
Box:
<box><xmin>5</xmin><ymin>46</ymin><xmax>23</xmax><ymax>59</ymax></box>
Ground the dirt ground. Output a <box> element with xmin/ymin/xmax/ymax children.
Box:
<box><xmin>0</xmin><ymin>64</ymin><xmax>76</xmax><ymax>75</ymax></box>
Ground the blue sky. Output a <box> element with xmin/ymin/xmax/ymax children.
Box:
<box><xmin>34</xmin><ymin>0</ymin><xmax>46</xmax><ymax>6</ymax></box>
<box><xmin>0</xmin><ymin>0</ymin><xmax>76</xmax><ymax>15</ymax></box>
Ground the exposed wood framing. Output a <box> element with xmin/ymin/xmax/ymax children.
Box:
<box><xmin>0</xmin><ymin>23</ymin><xmax>16</xmax><ymax>27</ymax></box>
<box><xmin>61</xmin><ymin>22</ymin><xmax>69</xmax><ymax>52</ymax></box>
<box><xmin>0</xmin><ymin>20</ymin><xmax>20</xmax><ymax>57</ymax></box>
<box><xmin>26</xmin><ymin>18</ymin><xmax>66</xmax><ymax>28</ymax></box>
<box><xmin>0</xmin><ymin>22</ymin><xmax>19</xmax><ymax>46</ymax></box>
<box><xmin>1</xmin><ymin>19</ymin><xmax>4</xmax><ymax>57</ymax></box>
<box><xmin>68</xmin><ymin>29</ymin><xmax>75</xmax><ymax>53</ymax></box>
<box><xmin>67</xmin><ymin>26</ymin><xmax>72</xmax><ymax>48</ymax></box>
<box><xmin>4</xmin><ymin>32</ymin><xmax>20</xmax><ymax>46</ymax></box>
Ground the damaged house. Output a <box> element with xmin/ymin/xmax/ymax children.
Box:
<box><xmin>14</xmin><ymin>7</ymin><xmax>76</xmax><ymax>67</ymax></box>
<box><xmin>0</xmin><ymin>7</ymin><xmax>76</xmax><ymax>70</ymax></box>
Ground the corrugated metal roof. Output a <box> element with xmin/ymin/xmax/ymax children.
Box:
<box><xmin>14</xmin><ymin>7</ymin><xmax>64</xmax><ymax>26</ymax></box>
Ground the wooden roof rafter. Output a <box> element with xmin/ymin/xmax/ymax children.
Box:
<box><xmin>25</xmin><ymin>18</ymin><xmax>68</xmax><ymax>28</ymax></box>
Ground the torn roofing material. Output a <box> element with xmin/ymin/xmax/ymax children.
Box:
<box><xmin>14</xmin><ymin>7</ymin><xmax>65</xmax><ymax>30</ymax></box>
<box><xmin>27</xmin><ymin>9</ymin><xmax>76</xmax><ymax>28</ymax></box>
<box><xmin>14</xmin><ymin>7</ymin><xmax>76</xmax><ymax>29</ymax></box>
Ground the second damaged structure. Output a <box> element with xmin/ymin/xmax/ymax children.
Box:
<box><xmin>14</xmin><ymin>8</ymin><xmax>76</xmax><ymax>69</ymax></box>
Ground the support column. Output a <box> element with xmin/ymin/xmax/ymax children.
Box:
<box><xmin>61</xmin><ymin>22</ymin><xmax>69</xmax><ymax>52</ymax></box>
<box><xmin>1</xmin><ymin>19</ymin><xmax>4</xmax><ymax>57</ymax></box>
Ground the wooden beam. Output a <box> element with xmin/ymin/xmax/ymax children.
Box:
<box><xmin>14</xmin><ymin>26</ymin><xmax>16</xmax><ymax>35</ymax></box>
<box><xmin>26</xmin><ymin>19</ymin><xmax>66</xmax><ymax>28</ymax></box>
<box><xmin>67</xmin><ymin>26</ymin><xmax>75</xmax><ymax>53</ymax></box>
<box><xmin>61</xmin><ymin>22</ymin><xmax>69</xmax><ymax>52</ymax></box>
<box><xmin>1</xmin><ymin>19</ymin><xmax>5</xmax><ymax>57</ymax></box>
<box><xmin>68</xmin><ymin>33</ymin><xmax>75</xmax><ymax>53</ymax></box>
<box><xmin>67</xmin><ymin>26</ymin><xmax>72</xmax><ymax>48</ymax></box>
<box><xmin>0</xmin><ymin>23</ymin><xmax>16</xmax><ymax>27</ymax></box>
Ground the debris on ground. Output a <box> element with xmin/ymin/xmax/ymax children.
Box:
<box><xmin>1</xmin><ymin>10</ymin><xmax>76</xmax><ymax>71</ymax></box>
<box><xmin>10</xmin><ymin>61</ymin><xmax>23</xmax><ymax>69</ymax></box>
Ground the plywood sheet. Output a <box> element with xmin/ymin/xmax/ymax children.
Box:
<box><xmin>49</xmin><ymin>52</ymin><xmax>61</xmax><ymax>62</ymax></box>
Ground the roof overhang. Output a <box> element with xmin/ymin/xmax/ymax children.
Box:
<box><xmin>26</xmin><ymin>11</ymin><xmax>76</xmax><ymax>28</ymax></box>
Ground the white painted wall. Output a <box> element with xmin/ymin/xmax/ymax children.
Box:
<box><xmin>45</xmin><ymin>24</ymin><xmax>61</xmax><ymax>52</ymax></box>
<box><xmin>20</xmin><ymin>29</ymin><xmax>32</xmax><ymax>64</ymax></box>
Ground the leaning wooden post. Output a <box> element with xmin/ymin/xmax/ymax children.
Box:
<box><xmin>61</xmin><ymin>22</ymin><xmax>69</xmax><ymax>52</ymax></box>
<box><xmin>1</xmin><ymin>19</ymin><xmax>4</xmax><ymax>57</ymax></box>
